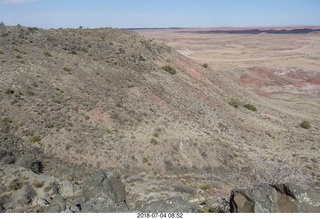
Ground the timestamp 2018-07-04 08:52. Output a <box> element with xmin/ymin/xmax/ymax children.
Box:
<box><xmin>137</xmin><ymin>213</ymin><xmax>183</xmax><ymax>219</ymax></box>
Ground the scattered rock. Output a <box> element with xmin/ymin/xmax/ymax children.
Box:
<box><xmin>11</xmin><ymin>185</ymin><xmax>36</xmax><ymax>208</ymax></box>
<box><xmin>82</xmin><ymin>169</ymin><xmax>128</xmax><ymax>212</ymax></box>
<box><xmin>44</xmin><ymin>204</ymin><xmax>61</xmax><ymax>213</ymax></box>
<box><xmin>50</xmin><ymin>194</ymin><xmax>66</xmax><ymax>211</ymax></box>
<box><xmin>58</xmin><ymin>180</ymin><xmax>81</xmax><ymax>198</ymax></box>
<box><xmin>230</xmin><ymin>184</ymin><xmax>320</xmax><ymax>213</ymax></box>
<box><xmin>30</xmin><ymin>160</ymin><xmax>44</xmax><ymax>174</ymax></box>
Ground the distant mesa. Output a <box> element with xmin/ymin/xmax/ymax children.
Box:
<box><xmin>181</xmin><ymin>28</ymin><xmax>320</xmax><ymax>35</ymax></box>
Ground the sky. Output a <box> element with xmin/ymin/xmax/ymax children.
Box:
<box><xmin>0</xmin><ymin>0</ymin><xmax>319</xmax><ymax>28</ymax></box>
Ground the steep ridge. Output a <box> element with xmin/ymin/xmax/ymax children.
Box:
<box><xmin>1</xmin><ymin>25</ymin><xmax>320</xmax><ymax>212</ymax></box>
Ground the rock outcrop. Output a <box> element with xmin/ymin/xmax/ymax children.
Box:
<box><xmin>230</xmin><ymin>184</ymin><xmax>320</xmax><ymax>213</ymax></box>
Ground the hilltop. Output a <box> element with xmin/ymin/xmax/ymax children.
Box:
<box><xmin>0</xmin><ymin>24</ymin><xmax>319</xmax><ymax>212</ymax></box>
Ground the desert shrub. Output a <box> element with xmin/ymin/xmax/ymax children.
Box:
<box><xmin>30</xmin><ymin>160</ymin><xmax>44</xmax><ymax>174</ymax></box>
<box><xmin>203</xmin><ymin>63</ymin><xmax>208</xmax><ymax>68</ymax></box>
<box><xmin>31</xmin><ymin>136</ymin><xmax>41</xmax><ymax>143</ymax></box>
<box><xmin>5</xmin><ymin>88</ymin><xmax>14</xmax><ymax>95</ymax></box>
<box><xmin>8</xmin><ymin>179</ymin><xmax>21</xmax><ymax>191</ymax></box>
<box><xmin>244</xmin><ymin>104</ymin><xmax>257</xmax><ymax>112</ymax></box>
<box><xmin>150</xmin><ymin>138</ymin><xmax>158</xmax><ymax>145</ymax></box>
<box><xmin>152</xmin><ymin>132</ymin><xmax>159</xmax><ymax>138</ymax></box>
<box><xmin>143</xmin><ymin>157</ymin><xmax>149</xmax><ymax>163</ymax></box>
<box><xmin>81</xmin><ymin>48</ymin><xmax>88</xmax><ymax>53</ymax></box>
<box><xmin>70</xmin><ymin>50</ymin><xmax>77</xmax><ymax>55</ymax></box>
<box><xmin>63</xmin><ymin>67</ymin><xmax>71</xmax><ymax>72</ymax></box>
<box><xmin>229</xmin><ymin>98</ymin><xmax>240</xmax><ymax>108</ymax></box>
<box><xmin>43</xmin><ymin>51</ymin><xmax>52</xmax><ymax>57</ymax></box>
<box><xmin>0</xmin><ymin>49</ymin><xmax>4</xmax><ymax>54</ymax></box>
<box><xmin>161</xmin><ymin>65</ymin><xmax>176</xmax><ymax>75</ymax></box>
<box><xmin>26</xmin><ymin>90</ymin><xmax>35</xmax><ymax>96</ymax></box>
<box><xmin>2</xmin><ymin>117</ymin><xmax>12</xmax><ymax>124</ymax></box>
<box><xmin>299</xmin><ymin>120</ymin><xmax>311</xmax><ymax>129</ymax></box>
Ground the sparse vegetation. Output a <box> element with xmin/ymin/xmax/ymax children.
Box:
<box><xmin>244</xmin><ymin>103</ymin><xmax>257</xmax><ymax>111</ymax></box>
<box><xmin>43</xmin><ymin>51</ymin><xmax>52</xmax><ymax>57</ymax></box>
<box><xmin>228</xmin><ymin>98</ymin><xmax>240</xmax><ymax>108</ymax></box>
<box><xmin>203</xmin><ymin>63</ymin><xmax>208</xmax><ymax>68</ymax></box>
<box><xmin>5</xmin><ymin>88</ymin><xmax>14</xmax><ymax>95</ymax></box>
<box><xmin>151</xmin><ymin>138</ymin><xmax>158</xmax><ymax>145</ymax></box>
<box><xmin>161</xmin><ymin>65</ymin><xmax>176</xmax><ymax>75</ymax></box>
<box><xmin>143</xmin><ymin>157</ymin><xmax>149</xmax><ymax>163</ymax></box>
<box><xmin>2</xmin><ymin>117</ymin><xmax>13</xmax><ymax>124</ymax></box>
<box><xmin>299</xmin><ymin>120</ymin><xmax>311</xmax><ymax>129</ymax></box>
<box><xmin>8</xmin><ymin>179</ymin><xmax>21</xmax><ymax>191</ymax></box>
<box><xmin>63</xmin><ymin>66</ymin><xmax>71</xmax><ymax>72</ymax></box>
<box><xmin>31</xmin><ymin>136</ymin><xmax>41</xmax><ymax>143</ymax></box>
<box><xmin>26</xmin><ymin>89</ymin><xmax>35</xmax><ymax>96</ymax></box>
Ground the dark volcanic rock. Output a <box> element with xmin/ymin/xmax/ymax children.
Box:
<box><xmin>230</xmin><ymin>184</ymin><xmax>320</xmax><ymax>213</ymax></box>
<box><xmin>81</xmin><ymin>169</ymin><xmax>128</xmax><ymax>212</ymax></box>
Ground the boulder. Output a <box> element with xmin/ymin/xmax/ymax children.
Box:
<box><xmin>230</xmin><ymin>184</ymin><xmax>320</xmax><ymax>213</ymax></box>
<box><xmin>81</xmin><ymin>169</ymin><xmax>128</xmax><ymax>212</ymax></box>
<box><xmin>44</xmin><ymin>204</ymin><xmax>61</xmax><ymax>213</ymax></box>
<box><xmin>50</xmin><ymin>194</ymin><xmax>66</xmax><ymax>211</ymax></box>
<box><xmin>58</xmin><ymin>180</ymin><xmax>81</xmax><ymax>198</ymax></box>
<box><xmin>10</xmin><ymin>186</ymin><xmax>36</xmax><ymax>208</ymax></box>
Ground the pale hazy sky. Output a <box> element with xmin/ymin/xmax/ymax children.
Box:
<box><xmin>0</xmin><ymin>0</ymin><xmax>319</xmax><ymax>28</ymax></box>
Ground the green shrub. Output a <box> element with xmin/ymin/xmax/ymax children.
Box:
<box><xmin>143</xmin><ymin>157</ymin><xmax>149</xmax><ymax>163</ymax></box>
<box><xmin>244</xmin><ymin>104</ymin><xmax>257</xmax><ymax>112</ymax></box>
<box><xmin>229</xmin><ymin>98</ymin><xmax>240</xmax><ymax>108</ymax></box>
<box><xmin>299</xmin><ymin>120</ymin><xmax>311</xmax><ymax>129</ymax></box>
<box><xmin>43</xmin><ymin>51</ymin><xmax>52</xmax><ymax>57</ymax></box>
<box><xmin>203</xmin><ymin>63</ymin><xmax>208</xmax><ymax>68</ymax></box>
<box><xmin>31</xmin><ymin>136</ymin><xmax>41</xmax><ymax>143</ymax></box>
<box><xmin>5</xmin><ymin>88</ymin><xmax>14</xmax><ymax>95</ymax></box>
<box><xmin>8</xmin><ymin>179</ymin><xmax>21</xmax><ymax>191</ymax></box>
<box><xmin>2</xmin><ymin>117</ymin><xmax>13</xmax><ymax>124</ymax></box>
<box><xmin>63</xmin><ymin>67</ymin><xmax>71</xmax><ymax>72</ymax></box>
<box><xmin>152</xmin><ymin>132</ymin><xmax>159</xmax><ymax>138</ymax></box>
<box><xmin>27</xmin><ymin>90</ymin><xmax>35</xmax><ymax>96</ymax></box>
<box><xmin>161</xmin><ymin>65</ymin><xmax>176</xmax><ymax>75</ymax></box>
<box><xmin>151</xmin><ymin>138</ymin><xmax>158</xmax><ymax>145</ymax></box>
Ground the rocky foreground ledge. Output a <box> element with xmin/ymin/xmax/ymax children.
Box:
<box><xmin>230</xmin><ymin>184</ymin><xmax>320</xmax><ymax>213</ymax></box>
<box><xmin>0</xmin><ymin>165</ymin><xmax>195</xmax><ymax>213</ymax></box>
<box><xmin>1</xmin><ymin>163</ymin><xmax>320</xmax><ymax>213</ymax></box>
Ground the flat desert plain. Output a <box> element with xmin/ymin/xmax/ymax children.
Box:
<box><xmin>138</xmin><ymin>27</ymin><xmax>320</xmax><ymax>98</ymax></box>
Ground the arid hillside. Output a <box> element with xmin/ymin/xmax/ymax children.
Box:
<box><xmin>1</xmin><ymin>25</ymin><xmax>320</xmax><ymax>212</ymax></box>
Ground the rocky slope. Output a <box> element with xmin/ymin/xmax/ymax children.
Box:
<box><xmin>0</xmin><ymin>24</ymin><xmax>320</xmax><ymax>212</ymax></box>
